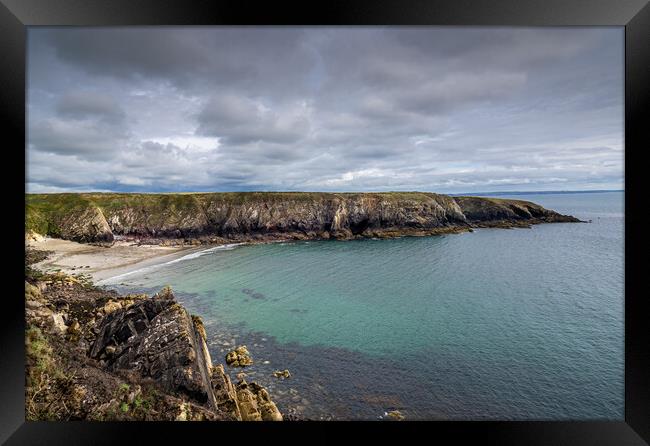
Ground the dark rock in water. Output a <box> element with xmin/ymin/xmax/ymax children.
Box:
<box><xmin>225</xmin><ymin>345</ymin><xmax>254</xmax><ymax>367</ymax></box>
<box><xmin>242</xmin><ymin>288</ymin><xmax>266</xmax><ymax>300</ymax></box>
<box><xmin>386</xmin><ymin>410</ymin><xmax>405</xmax><ymax>421</ymax></box>
<box><xmin>273</xmin><ymin>369</ymin><xmax>292</xmax><ymax>379</ymax></box>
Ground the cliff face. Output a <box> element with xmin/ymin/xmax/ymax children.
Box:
<box><xmin>454</xmin><ymin>196</ymin><xmax>581</xmax><ymax>227</ymax></box>
<box><xmin>25</xmin><ymin>192</ymin><xmax>581</xmax><ymax>243</ymax></box>
<box><xmin>25</xmin><ymin>268</ymin><xmax>283</xmax><ymax>421</ymax></box>
<box><xmin>88</xmin><ymin>286</ymin><xmax>282</xmax><ymax>421</ymax></box>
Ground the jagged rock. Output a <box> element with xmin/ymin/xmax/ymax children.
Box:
<box><xmin>273</xmin><ymin>369</ymin><xmax>291</xmax><ymax>379</ymax></box>
<box><xmin>386</xmin><ymin>410</ymin><xmax>405</xmax><ymax>420</ymax></box>
<box><xmin>50</xmin><ymin>312</ymin><xmax>67</xmax><ymax>334</ymax></box>
<box><xmin>102</xmin><ymin>300</ymin><xmax>122</xmax><ymax>314</ymax></box>
<box><xmin>210</xmin><ymin>364</ymin><xmax>241</xmax><ymax>420</ymax></box>
<box><xmin>236</xmin><ymin>384</ymin><xmax>262</xmax><ymax>421</ymax></box>
<box><xmin>225</xmin><ymin>345</ymin><xmax>253</xmax><ymax>367</ymax></box>
<box><xmin>26</xmin><ymin>270</ymin><xmax>284</xmax><ymax>422</ymax></box>
<box><xmin>89</xmin><ymin>288</ymin><xmax>211</xmax><ymax>404</ymax></box>
<box><xmin>66</xmin><ymin>319</ymin><xmax>81</xmax><ymax>339</ymax></box>
<box><xmin>235</xmin><ymin>381</ymin><xmax>283</xmax><ymax>421</ymax></box>
<box><xmin>88</xmin><ymin>287</ymin><xmax>280</xmax><ymax>421</ymax></box>
<box><xmin>58</xmin><ymin>205</ymin><xmax>114</xmax><ymax>244</ymax></box>
<box><xmin>175</xmin><ymin>402</ymin><xmax>189</xmax><ymax>421</ymax></box>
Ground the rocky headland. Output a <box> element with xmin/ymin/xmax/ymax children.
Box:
<box><xmin>26</xmin><ymin>192</ymin><xmax>582</xmax><ymax>245</ymax></box>
<box><xmin>24</xmin><ymin>254</ymin><xmax>286</xmax><ymax>421</ymax></box>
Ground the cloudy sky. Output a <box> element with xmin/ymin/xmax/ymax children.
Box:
<box><xmin>27</xmin><ymin>27</ymin><xmax>623</xmax><ymax>194</ymax></box>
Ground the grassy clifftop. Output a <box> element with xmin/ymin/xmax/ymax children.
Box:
<box><xmin>26</xmin><ymin>192</ymin><xmax>580</xmax><ymax>243</ymax></box>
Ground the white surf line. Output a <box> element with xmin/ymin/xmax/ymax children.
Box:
<box><xmin>162</xmin><ymin>243</ymin><xmax>244</xmax><ymax>265</ymax></box>
<box><xmin>95</xmin><ymin>243</ymin><xmax>245</xmax><ymax>285</ymax></box>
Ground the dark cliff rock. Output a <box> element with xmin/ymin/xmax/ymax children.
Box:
<box><xmin>25</xmin><ymin>192</ymin><xmax>581</xmax><ymax>243</ymax></box>
<box><xmin>89</xmin><ymin>287</ymin><xmax>214</xmax><ymax>403</ymax></box>
<box><xmin>88</xmin><ymin>286</ymin><xmax>280</xmax><ymax>421</ymax></box>
<box><xmin>25</xmin><ymin>254</ymin><xmax>282</xmax><ymax>421</ymax></box>
<box><xmin>453</xmin><ymin>196</ymin><xmax>582</xmax><ymax>227</ymax></box>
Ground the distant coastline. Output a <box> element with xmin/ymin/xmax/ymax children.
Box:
<box><xmin>25</xmin><ymin>192</ymin><xmax>582</xmax><ymax>245</ymax></box>
<box><xmin>450</xmin><ymin>189</ymin><xmax>623</xmax><ymax>197</ymax></box>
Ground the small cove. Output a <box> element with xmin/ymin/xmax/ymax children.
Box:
<box><xmin>105</xmin><ymin>192</ymin><xmax>624</xmax><ymax>420</ymax></box>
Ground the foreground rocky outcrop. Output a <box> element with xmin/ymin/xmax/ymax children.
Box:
<box><xmin>25</xmin><ymin>252</ymin><xmax>283</xmax><ymax>421</ymax></box>
<box><xmin>25</xmin><ymin>192</ymin><xmax>581</xmax><ymax>244</ymax></box>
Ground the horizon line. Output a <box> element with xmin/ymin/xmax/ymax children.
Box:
<box><xmin>24</xmin><ymin>189</ymin><xmax>624</xmax><ymax>195</ymax></box>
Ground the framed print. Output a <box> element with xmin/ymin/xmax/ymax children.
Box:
<box><xmin>2</xmin><ymin>0</ymin><xmax>649</xmax><ymax>444</ymax></box>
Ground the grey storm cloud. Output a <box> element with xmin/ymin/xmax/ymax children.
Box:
<box><xmin>196</xmin><ymin>95</ymin><xmax>311</xmax><ymax>145</ymax></box>
<box><xmin>26</xmin><ymin>27</ymin><xmax>623</xmax><ymax>193</ymax></box>
<box><xmin>29</xmin><ymin>91</ymin><xmax>130</xmax><ymax>160</ymax></box>
<box><xmin>56</xmin><ymin>90</ymin><xmax>126</xmax><ymax>124</ymax></box>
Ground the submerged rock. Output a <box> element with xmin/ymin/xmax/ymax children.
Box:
<box><xmin>273</xmin><ymin>369</ymin><xmax>291</xmax><ymax>379</ymax></box>
<box><xmin>386</xmin><ymin>410</ymin><xmax>405</xmax><ymax>421</ymax></box>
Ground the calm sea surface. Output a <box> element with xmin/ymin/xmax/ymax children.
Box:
<box><xmin>104</xmin><ymin>191</ymin><xmax>624</xmax><ymax>420</ymax></box>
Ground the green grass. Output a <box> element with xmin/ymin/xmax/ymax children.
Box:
<box><xmin>25</xmin><ymin>194</ymin><xmax>96</xmax><ymax>235</ymax></box>
<box><xmin>25</xmin><ymin>191</ymin><xmax>512</xmax><ymax>237</ymax></box>
<box><xmin>26</xmin><ymin>191</ymin><xmax>450</xmax><ymax>236</ymax></box>
<box><xmin>25</xmin><ymin>325</ymin><xmax>72</xmax><ymax>420</ymax></box>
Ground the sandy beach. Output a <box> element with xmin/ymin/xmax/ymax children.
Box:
<box><xmin>26</xmin><ymin>237</ymin><xmax>205</xmax><ymax>283</ymax></box>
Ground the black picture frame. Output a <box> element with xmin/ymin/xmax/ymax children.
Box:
<box><xmin>2</xmin><ymin>0</ymin><xmax>648</xmax><ymax>444</ymax></box>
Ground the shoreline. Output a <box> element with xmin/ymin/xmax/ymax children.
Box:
<box><xmin>27</xmin><ymin>238</ymin><xmax>206</xmax><ymax>283</ymax></box>
<box><xmin>25</xmin><ymin>227</ymin><xmax>473</xmax><ymax>285</ymax></box>
<box><xmin>26</xmin><ymin>220</ymin><xmax>559</xmax><ymax>285</ymax></box>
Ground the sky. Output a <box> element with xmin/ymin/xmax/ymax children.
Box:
<box><xmin>26</xmin><ymin>27</ymin><xmax>624</xmax><ymax>194</ymax></box>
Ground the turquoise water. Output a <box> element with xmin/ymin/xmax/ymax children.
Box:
<box><xmin>105</xmin><ymin>191</ymin><xmax>624</xmax><ymax>420</ymax></box>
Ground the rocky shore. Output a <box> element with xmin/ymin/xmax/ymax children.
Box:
<box><xmin>26</xmin><ymin>192</ymin><xmax>582</xmax><ymax>245</ymax></box>
<box><xmin>25</xmin><ymin>250</ymin><xmax>287</xmax><ymax>421</ymax></box>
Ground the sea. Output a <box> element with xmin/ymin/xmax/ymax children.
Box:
<box><xmin>102</xmin><ymin>191</ymin><xmax>624</xmax><ymax>420</ymax></box>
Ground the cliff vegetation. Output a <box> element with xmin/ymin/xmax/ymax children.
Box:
<box><xmin>26</xmin><ymin>192</ymin><xmax>581</xmax><ymax>244</ymax></box>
